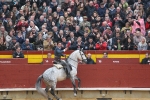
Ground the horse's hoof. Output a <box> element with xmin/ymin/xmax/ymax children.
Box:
<box><xmin>48</xmin><ymin>98</ymin><xmax>52</xmax><ymax>100</ymax></box>
<box><xmin>74</xmin><ymin>93</ymin><xmax>77</xmax><ymax>97</ymax></box>
<box><xmin>58</xmin><ymin>98</ymin><xmax>62</xmax><ymax>100</ymax></box>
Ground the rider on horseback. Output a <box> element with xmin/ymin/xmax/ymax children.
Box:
<box><xmin>53</xmin><ymin>41</ymin><xmax>72</xmax><ymax>78</ymax></box>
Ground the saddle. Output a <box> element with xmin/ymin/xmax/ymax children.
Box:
<box><xmin>53</xmin><ymin>64</ymin><xmax>63</xmax><ymax>69</ymax></box>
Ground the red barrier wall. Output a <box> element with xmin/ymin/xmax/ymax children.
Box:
<box><xmin>0</xmin><ymin>64</ymin><xmax>150</xmax><ymax>88</ymax></box>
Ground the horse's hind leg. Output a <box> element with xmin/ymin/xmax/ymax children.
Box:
<box><xmin>45</xmin><ymin>86</ymin><xmax>52</xmax><ymax>100</ymax></box>
<box><xmin>50</xmin><ymin>86</ymin><xmax>61</xmax><ymax>100</ymax></box>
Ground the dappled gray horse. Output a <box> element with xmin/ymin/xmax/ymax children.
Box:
<box><xmin>35</xmin><ymin>49</ymin><xmax>87</xmax><ymax>100</ymax></box>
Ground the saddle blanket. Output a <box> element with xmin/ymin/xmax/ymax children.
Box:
<box><xmin>53</xmin><ymin>64</ymin><xmax>63</xmax><ymax>69</ymax></box>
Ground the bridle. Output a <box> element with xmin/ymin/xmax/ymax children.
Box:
<box><xmin>67</xmin><ymin>50</ymin><xmax>87</xmax><ymax>63</ymax></box>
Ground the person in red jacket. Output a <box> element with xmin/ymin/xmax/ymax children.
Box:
<box><xmin>15</xmin><ymin>16</ymin><xmax>28</xmax><ymax>31</ymax></box>
<box><xmin>145</xmin><ymin>16</ymin><xmax>150</xmax><ymax>31</ymax></box>
<box><xmin>95</xmin><ymin>36</ymin><xmax>107</xmax><ymax>50</ymax></box>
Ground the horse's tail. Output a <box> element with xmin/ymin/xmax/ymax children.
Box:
<box><xmin>35</xmin><ymin>75</ymin><xmax>47</xmax><ymax>98</ymax></box>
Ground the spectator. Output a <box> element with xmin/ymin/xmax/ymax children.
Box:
<box><xmin>109</xmin><ymin>4</ymin><xmax>116</xmax><ymax>19</ymax></box>
<box><xmin>133</xmin><ymin>29</ymin><xmax>143</xmax><ymax>49</ymax></box>
<box><xmin>61</xmin><ymin>36</ymin><xmax>69</xmax><ymax>50</ymax></box>
<box><xmin>103</xmin><ymin>26</ymin><xmax>113</xmax><ymax>36</ymax></box>
<box><xmin>15</xmin><ymin>16</ymin><xmax>28</xmax><ymax>31</ymax></box>
<box><xmin>61</xmin><ymin>0</ymin><xmax>70</xmax><ymax>11</ymax></box>
<box><xmin>146</xmin><ymin>31</ymin><xmax>150</xmax><ymax>50</ymax></box>
<box><xmin>43</xmin><ymin>35</ymin><xmax>54</xmax><ymax>51</ymax></box>
<box><xmin>113</xmin><ymin>38</ymin><xmax>124</xmax><ymax>50</ymax></box>
<box><xmin>85</xmin><ymin>1</ymin><xmax>96</xmax><ymax>20</ymax></box>
<box><xmin>26</xmin><ymin>31</ymin><xmax>36</xmax><ymax>44</ymax></box>
<box><xmin>7</xmin><ymin>36</ymin><xmax>20</xmax><ymax>50</ymax></box>
<box><xmin>93</xmin><ymin>0</ymin><xmax>99</xmax><ymax>10</ymax></box>
<box><xmin>49</xmin><ymin>0</ymin><xmax>58</xmax><ymax>12</ymax></box>
<box><xmin>145</xmin><ymin>15</ymin><xmax>150</xmax><ymax>31</ymax></box>
<box><xmin>3</xmin><ymin>14</ymin><xmax>12</xmax><ymax>32</ymax></box>
<box><xmin>16</xmin><ymin>9</ymin><xmax>24</xmax><ymax>21</ymax></box>
<box><xmin>0</xmin><ymin>25</ymin><xmax>8</xmax><ymax>42</ymax></box>
<box><xmin>0</xmin><ymin>0</ymin><xmax>149</xmax><ymax>52</ymax></box>
<box><xmin>67</xmin><ymin>31</ymin><xmax>77</xmax><ymax>43</ymax></box>
<box><xmin>5</xmin><ymin>29</ymin><xmax>15</xmax><ymax>47</ymax></box>
<box><xmin>74</xmin><ymin>10</ymin><xmax>83</xmax><ymax>25</ymax></box>
<box><xmin>137</xmin><ymin>37</ymin><xmax>147</xmax><ymax>50</ymax></box>
<box><xmin>124</xmin><ymin>37</ymin><xmax>135</xmax><ymax>50</ymax></box>
<box><xmin>95</xmin><ymin>36</ymin><xmax>107</xmax><ymax>50</ymax></box>
<box><xmin>16</xmin><ymin>30</ymin><xmax>24</xmax><ymax>44</ymax></box>
<box><xmin>31</xmin><ymin>2</ymin><xmax>38</xmax><ymax>12</ymax></box>
<box><xmin>69</xmin><ymin>1</ymin><xmax>76</xmax><ymax>17</ymax></box>
<box><xmin>71</xmin><ymin>36</ymin><xmax>84</xmax><ymax>50</ymax></box>
<box><xmin>79</xmin><ymin>16</ymin><xmax>90</xmax><ymax>30</ymax></box>
<box><xmin>0</xmin><ymin>36</ymin><xmax>6</xmax><ymax>50</ymax></box>
<box><xmin>22</xmin><ymin>38</ymin><xmax>34</xmax><ymax>50</ymax></box>
<box><xmin>102</xmin><ymin>52</ymin><xmax>108</xmax><ymax>58</ymax></box>
<box><xmin>21</xmin><ymin>1</ymin><xmax>31</xmax><ymax>12</ymax></box>
<box><xmin>47</xmin><ymin>53</ymin><xmax>52</xmax><ymax>58</ymax></box>
<box><xmin>40</xmin><ymin>24</ymin><xmax>48</xmax><ymax>40</ymax></box>
<box><xmin>141</xmin><ymin>53</ymin><xmax>150</xmax><ymax>64</ymax></box>
<box><xmin>36</xmin><ymin>15</ymin><xmax>46</xmax><ymax>31</ymax></box>
<box><xmin>34</xmin><ymin>33</ymin><xmax>43</xmax><ymax>51</ymax></box>
<box><xmin>84</xmin><ymin>37</ymin><xmax>95</xmax><ymax>50</ymax></box>
<box><xmin>86</xmin><ymin>53</ymin><xmax>95</xmax><ymax>64</ymax></box>
<box><xmin>27</xmin><ymin>21</ymin><xmax>39</xmax><ymax>32</ymax></box>
<box><xmin>74</xmin><ymin>25</ymin><xmax>83</xmax><ymax>37</ymax></box>
<box><xmin>56</xmin><ymin>6</ymin><xmax>64</xmax><ymax>16</ymax></box>
<box><xmin>0</xmin><ymin>4</ymin><xmax>9</xmax><ymax>15</ymax></box>
<box><xmin>97</xmin><ymin>3</ymin><xmax>106</xmax><ymax>17</ymax></box>
<box><xmin>40</xmin><ymin>2</ymin><xmax>48</xmax><ymax>13</ymax></box>
<box><xmin>13</xmin><ymin>46</ymin><xmax>24</xmax><ymax>58</ymax></box>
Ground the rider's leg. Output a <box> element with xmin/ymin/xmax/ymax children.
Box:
<box><xmin>60</xmin><ymin>61</ymin><xmax>71</xmax><ymax>78</ymax></box>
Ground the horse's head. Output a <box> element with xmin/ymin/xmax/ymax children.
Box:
<box><xmin>77</xmin><ymin>48</ymin><xmax>87</xmax><ymax>64</ymax></box>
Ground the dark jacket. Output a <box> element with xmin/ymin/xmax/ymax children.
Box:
<box><xmin>21</xmin><ymin>42</ymin><xmax>33</xmax><ymax>50</ymax></box>
<box><xmin>0</xmin><ymin>43</ymin><xmax>6</xmax><ymax>51</ymax></box>
<box><xmin>54</xmin><ymin>47</ymin><xmax>65</xmax><ymax>57</ymax></box>
<box><xmin>13</xmin><ymin>51</ymin><xmax>24</xmax><ymax>58</ymax></box>
<box><xmin>124</xmin><ymin>42</ymin><xmax>135</xmax><ymax>50</ymax></box>
<box><xmin>84</xmin><ymin>41</ymin><xmax>95</xmax><ymax>50</ymax></box>
<box><xmin>97</xmin><ymin>7</ymin><xmax>106</xmax><ymax>17</ymax></box>
<box><xmin>85</xmin><ymin>5</ymin><xmax>96</xmax><ymax>18</ymax></box>
<box><xmin>70</xmin><ymin>41</ymin><xmax>85</xmax><ymax>50</ymax></box>
<box><xmin>87</xmin><ymin>58</ymin><xmax>95</xmax><ymax>64</ymax></box>
<box><xmin>141</xmin><ymin>58</ymin><xmax>150</xmax><ymax>64</ymax></box>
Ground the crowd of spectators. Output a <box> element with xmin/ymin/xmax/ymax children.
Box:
<box><xmin>0</xmin><ymin>0</ymin><xmax>150</xmax><ymax>51</ymax></box>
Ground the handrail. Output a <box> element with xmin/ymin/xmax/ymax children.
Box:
<box><xmin>0</xmin><ymin>88</ymin><xmax>150</xmax><ymax>91</ymax></box>
<box><xmin>0</xmin><ymin>50</ymin><xmax>149</xmax><ymax>55</ymax></box>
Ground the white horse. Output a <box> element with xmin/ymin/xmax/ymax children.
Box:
<box><xmin>35</xmin><ymin>49</ymin><xmax>87</xmax><ymax>100</ymax></box>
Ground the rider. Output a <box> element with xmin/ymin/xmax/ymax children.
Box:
<box><xmin>54</xmin><ymin>41</ymin><xmax>71</xmax><ymax>78</ymax></box>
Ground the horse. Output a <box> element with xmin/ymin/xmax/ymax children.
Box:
<box><xmin>35</xmin><ymin>49</ymin><xmax>87</xmax><ymax>100</ymax></box>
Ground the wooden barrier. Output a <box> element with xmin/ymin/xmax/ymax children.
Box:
<box><xmin>42</xmin><ymin>58</ymin><xmax>54</xmax><ymax>64</ymax></box>
<box><xmin>96</xmin><ymin>58</ymin><xmax>139</xmax><ymax>64</ymax></box>
<box><xmin>0</xmin><ymin>58</ymin><xmax>28</xmax><ymax>64</ymax></box>
<box><xmin>0</xmin><ymin>50</ymin><xmax>149</xmax><ymax>55</ymax></box>
<box><xmin>0</xmin><ymin>64</ymin><xmax>150</xmax><ymax>88</ymax></box>
<box><xmin>0</xmin><ymin>50</ymin><xmax>150</xmax><ymax>63</ymax></box>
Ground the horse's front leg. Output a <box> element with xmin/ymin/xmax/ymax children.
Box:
<box><xmin>70</xmin><ymin>77</ymin><xmax>77</xmax><ymax>96</ymax></box>
<box><xmin>74</xmin><ymin>76</ymin><xmax>81</xmax><ymax>88</ymax></box>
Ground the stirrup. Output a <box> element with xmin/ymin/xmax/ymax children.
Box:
<box><xmin>66</xmin><ymin>74</ymin><xmax>70</xmax><ymax>78</ymax></box>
